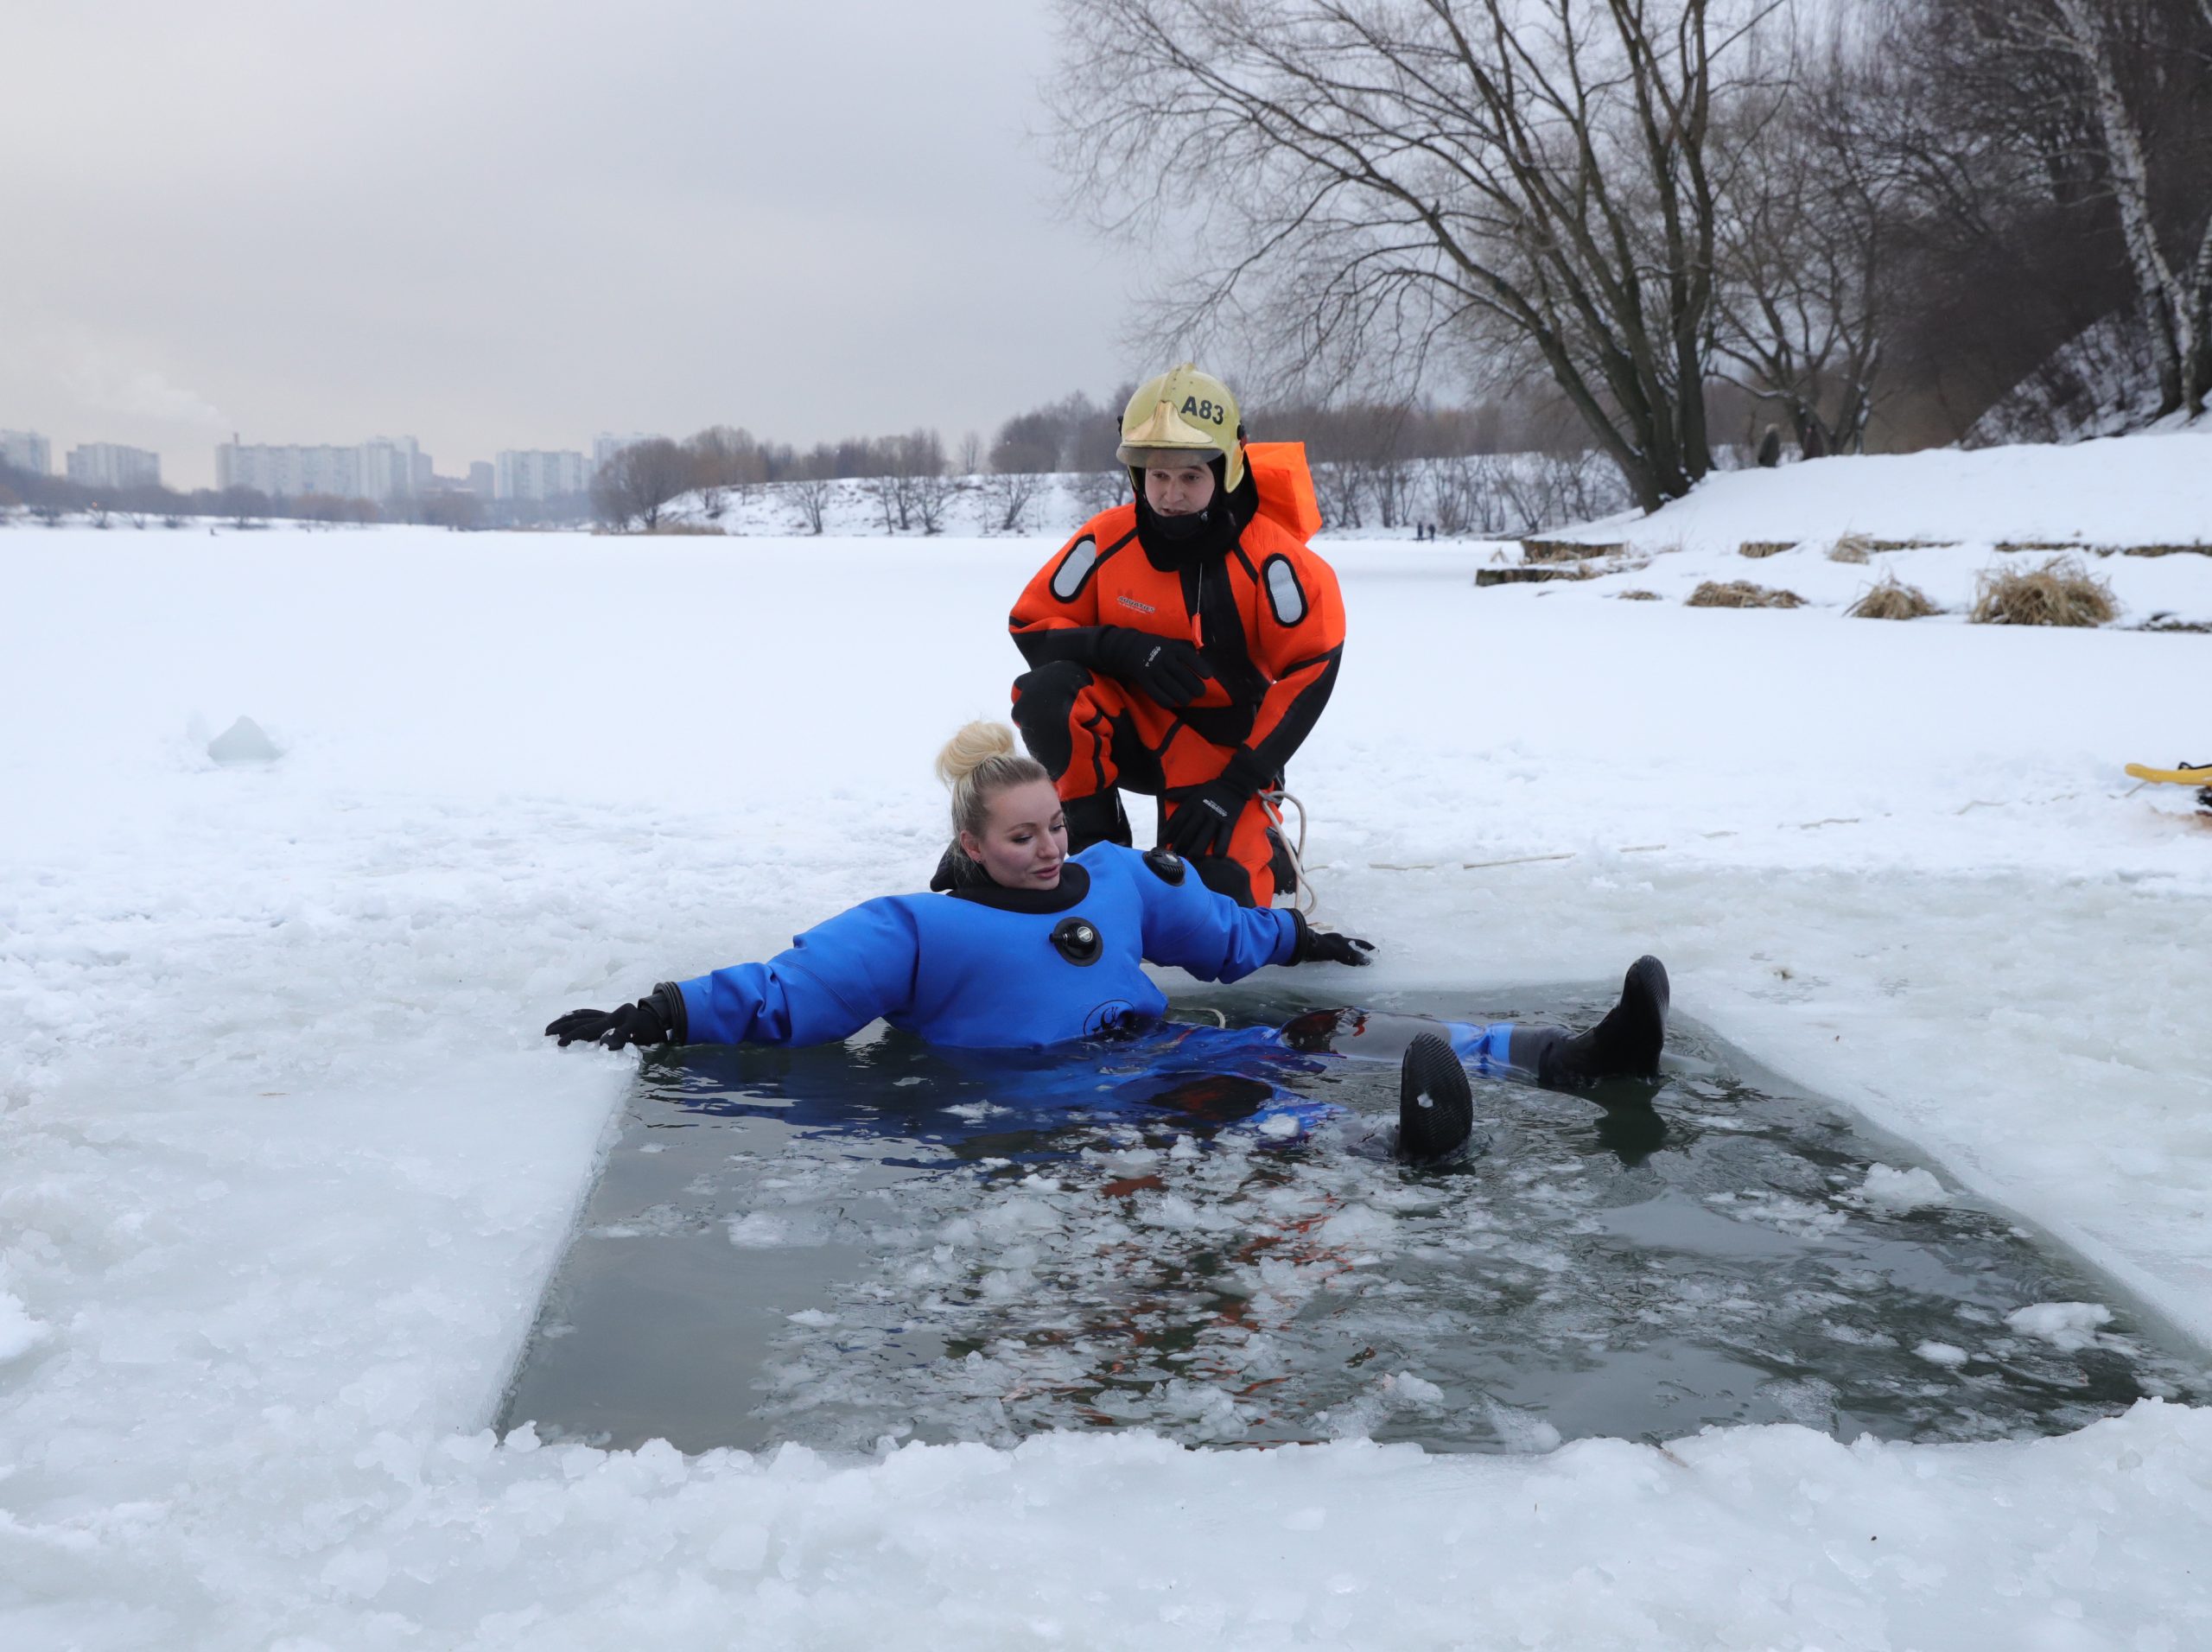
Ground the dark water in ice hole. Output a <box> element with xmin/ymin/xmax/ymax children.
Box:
<box><xmin>499</xmin><ymin>985</ymin><xmax>2209</xmax><ymax>1456</ymax></box>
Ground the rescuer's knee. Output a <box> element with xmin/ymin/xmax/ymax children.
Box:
<box><xmin>1011</xmin><ymin>661</ymin><xmax>1093</xmax><ymax>776</ymax></box>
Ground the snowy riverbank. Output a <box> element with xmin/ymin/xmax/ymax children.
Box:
<box><xmin>4</xmin><ymin>431</ymin><xmax>2210</xmax><ymax>1646</ymax></box>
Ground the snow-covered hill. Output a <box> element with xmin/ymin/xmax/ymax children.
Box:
<box><xmin>1458</xmin><ymin>420</ymin><xmax>2212</xmax><ymax>623</ymax></box>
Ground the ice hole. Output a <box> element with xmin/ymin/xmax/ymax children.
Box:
<box><xmin>499</xmin><ymin>985</ymin><xmax>2209</xmax><ymax>1456</ymax></box>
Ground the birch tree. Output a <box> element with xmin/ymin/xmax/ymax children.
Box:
<box><xmin>2001</xmin><ymin>0</ymin><xmax>2212</xmax><ymax>414</ymax></box>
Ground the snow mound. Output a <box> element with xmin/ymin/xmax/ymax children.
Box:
<box><xmin>207</xmin><ymin>713</ymin><xmax>281</xmax><ymax>763</ymax></box>
<box><xmin>1564</xmin><ymin>425</ymin><xmax>2212</xmax><ymax>555</ymax></box>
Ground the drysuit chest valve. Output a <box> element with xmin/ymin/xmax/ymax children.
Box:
<box><xmin>1050</xmin><ymin>917</ymin><xmax>1103</xmax><ymax>966</ymax></box>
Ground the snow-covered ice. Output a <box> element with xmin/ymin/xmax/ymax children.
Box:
<box><xmin>3</xmin><ymin>427</ymin><xmax>2211</xmax><ymax>1646</ymax></box>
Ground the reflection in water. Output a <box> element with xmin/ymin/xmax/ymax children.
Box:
<box><xmin>501</xmin><ymin>986</ymin><xmax>2206</xmax><ymax>1457</ymax></box>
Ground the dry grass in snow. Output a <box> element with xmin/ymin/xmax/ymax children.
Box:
<box><xmin>1971</xmin><ymin>555</ymin><xmax>2118</xmax><ymax>627</ymax></box>
<box><xmin>1687</xmin><ymin>580</ymin><xmax>1806</xmax><ymax>609</ymax></box>
<box><xmin>1848</xmin><ymin>575</ymin><xmax>1944</xmax><ymax>620</ymax></box>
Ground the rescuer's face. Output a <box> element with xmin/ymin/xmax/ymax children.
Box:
<box><xmin>961</xmin><ymin>778</ymin><xmax>1069</xmax><ymax>890</ymax></box>
<box><xmin>1144</xmin><ymin>462</ymin><xmax>1216</xmax><ymax>517</ymax></box>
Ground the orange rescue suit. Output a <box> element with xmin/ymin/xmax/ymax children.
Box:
<box><xmin>1008</xmin><ymin>444</ymin><xmax>1345</xmax><ymax>907</ymax></box>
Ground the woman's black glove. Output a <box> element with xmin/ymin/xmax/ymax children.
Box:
<box><xmin>545</xmin><ymin>982</ymin><xmax>688</xmax><ymax>1050</ymax></box>
<box><xmin>1291</xmin><ymin>914</ymin><xmax>1374</xmax><ymax>966</ymax></box>
<box><xmin>1095</xmin><ymin>626</ymin><xmax>1211</xmax><ymax>706</ymax></box>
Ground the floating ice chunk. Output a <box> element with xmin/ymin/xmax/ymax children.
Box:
<box><xmin>1481</xmin><ymin>1398</ymin><xmax>1563</xmax><ymax>1453</ymax></box>
<box><xmin>1856</xmin><ymin>1164</ymin><xmax>1948</xmax><ymax>1210</ymax></box>
<box><xmin>0</xmin><ymin>1291</ymin><xmax>50</xmax><ymax>1363</ymax></box>
<box><xmin>1387</xmin><ymin>1371</ymin><xmax>1444</xmax><ymax>1409</ymax></box>
<box><xmin>1914</xmin><ymin>1340</ymin><xmax>1970</xmax><ymax>1367</ymax></box>
<box><xmin>727</xmin><ymin>1212</ymin><xmax>791</xmax><ymax>1248</ymax></box>
<box><xmin>2005</xmin><ymin>1301</ymin><xmax>2113</xmax><ymax>1351</ymax></box>
<box><xmin>207</xmin><ymin>714</ymin><xmax>281</xmax><ymax>764</ymax></box>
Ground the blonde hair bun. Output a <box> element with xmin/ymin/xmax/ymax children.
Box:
<box><xmin>934</xmin><ymin>720</ymin><xmax>1020</xmax><ymax>789</ymax></box>
<box><xmin>935</xmin><ymin>721</ymin><xmax>1050</xmax><ymax>842</ymax></box>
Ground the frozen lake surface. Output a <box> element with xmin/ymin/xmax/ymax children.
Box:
<box><xmin>5</xmin><ymin>474</ymin><xmax>2211</xmax><ymax>1645</ymax></box>
<box><xmin>505</xmin><ymin>988</ymin><xmax>2205</xmax><ymax>1457</ymax></box>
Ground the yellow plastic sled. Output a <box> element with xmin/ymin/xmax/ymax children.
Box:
<box><xmin>2124</xmin><ymin>762</ymin><xmax>2212</xmax><ymax>786</ymax></box>
<box><xmin>2126</xmin><ymin>761</ymin><xmax>2212</xmax><ymax>816</ymax></box>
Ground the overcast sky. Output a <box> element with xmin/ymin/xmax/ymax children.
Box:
<box><xmin>1</xmin><ymin>1</ymin><xmax>1135</xmax><ymax>487</ymax></box>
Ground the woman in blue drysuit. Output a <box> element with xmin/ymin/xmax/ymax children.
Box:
<box><xmin>545</xmin><ymin>722</ymin><xmax>1670</xmax><ymax>1159</ymax></box>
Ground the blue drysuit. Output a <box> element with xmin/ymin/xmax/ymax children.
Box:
<box><xmin>673</xmin><ymin>842</ymin><xmax>1303</xmax><ymax>1052</ymax></box>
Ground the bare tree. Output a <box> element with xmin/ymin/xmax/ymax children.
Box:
<box><xmin>220</xmin><ymin>486</ymin><xmax>269</xmax><ymax>530</ymax></box>
<box><xmin>592</xmin><ymin>437</ymin><xmax>692</xmax><ymax>531</ymax></box>
<box><xmin>787</xmin><ymin>474</ymin><xmax>836</xmax><ymax>535</ymax></box>
<box><xmin>1052</xmin><ymin>0</ymin><xmax>1787</xmax><ymax>510</ymax></box>
<box><xmin>1068</xmin><ymin>465</ymin><xmax>1128</xmax><ymax>518</ymax></box>
<box><xmin>1312</xmin><ymin>461</ymin><xmax>1367</xmax><ymax>528</ymax></box>
<box><xmin>421</xmin><ymin>491</ymin><xmax>483</xmax><ymax>531</ymax></box>
<box><xmin>956</xmin><ymin>429</ymin><xmax>984</xmax><ymax>475</ymax></box>
<box><xmin>865</xmin><ymin>429</ymin><xmax>946</xmax><ymax>533</ymax></box>
<box><xmin>861</xmin><ymin>462</ymin><xmax>902</xmax><ymax>536</ymax></box>
<box><xmin>1712</xmin><ymin>22</ymin><xmax>1894</xmax><ymax>455</ymax></box>
<box><xmin>980</xmin><ymin>470</ymin><xmax>1041</xmax><ymax>533</ymax></box>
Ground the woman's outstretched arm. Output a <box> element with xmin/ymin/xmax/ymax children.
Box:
<box><xmin>547</xmin><ymin>899</ymin><xmax>922</xmax><ymax>1051</ymax></box>
<box><xmin>1130</xmin><ymin>850</ymin><xmax>1370</xmax><ymax>982</ymax></box>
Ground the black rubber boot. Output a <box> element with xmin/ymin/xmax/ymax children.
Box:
<box><xmin>1398</xmin><ymin>1032</ymin><xmax>1474</xmax><ymax>1160</ymax></box>
<box><xmin>1535</xmin><ymin>956</ymin><xmax>1669</xmax><ymax>1090</ymax></box>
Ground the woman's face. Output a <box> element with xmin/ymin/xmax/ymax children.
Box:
<box><xmin>960</xmin><ymin>778</ymin><xmax>1068</xmax><ymax>889</ymax></box>
<box><xmin>1144</xmin><ymin>461</ymin><xmax>1216</xmax><ymax>516</ymax></box>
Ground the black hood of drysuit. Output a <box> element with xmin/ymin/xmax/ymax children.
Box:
<box><xmin>1132</xmin><ymin>458</ymin><xmax>1260</xmax><ymax>571</ymax></box>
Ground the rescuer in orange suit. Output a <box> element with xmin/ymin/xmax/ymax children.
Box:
<box><xmin>1006</xmin><ymin>365</ymin><xmax>1344</xmax><ymax>908</ymax></box>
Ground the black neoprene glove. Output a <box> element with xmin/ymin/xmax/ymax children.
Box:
<box><xmin>545</xmin><ymin>982</ymin><xmax>688</xmax><ymax>1051</ymax></box>
<box><xmin>1291</xmin><ymin>913</ymin><xmax>1375</xmax><ymax>967</ymax></box>
<box><xmin>1165</xmin><ymin>750</ymin><xmax>1270</xmax><ymax>861</ymax></box>
<box><xmin>1094</xmin><ymin>626</ymin><xmax>1211</xmax><ymax>706</ymax></box>
<box><xmin>1164</xmin><ymin>777</ymin><xmax>1243</xmax><ymax>859</ymax></box>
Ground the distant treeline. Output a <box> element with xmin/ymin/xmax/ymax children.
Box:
<box><xmin>3</xmin><ymin>384</ymin><xmax>1695</xmax><ymax>537</ymax></box>
<box><xmin>586</xmin><ymin>384</ymin><xmax>1650</xmax><ymax>532</ymax></box>
<box><xmin>0</xmin><ymin>464</ymin><xmax>518</xmax><ymax>531</ymax></box>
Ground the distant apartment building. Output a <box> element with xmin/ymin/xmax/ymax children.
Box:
<box><xmin>1</xmin><ymin>429</ymin><xmax>52</xmax><ymax>476</ymax></box>
<box><xmin>467</xmin><ymin>461</ymin><xmax>495</xmax><ymax>499</ymax></box>
<box><xmin>216</xmin><ymin>435</ymin><xmax>426</xmax><ymax>504</ymax></box>
<box><xmin>495</xmin><ymin>449</ymin><xmax>588</xmax><ymax>501</ymax></box>
<box><xmin>67</xmin><ymin>442</ymin><xmax>162</xmax><ymax>490</ymax></box>
<box><xmin>593</xmin><ymin>432</ymin><xmax>656</xmax><ymax>473</ymax></box>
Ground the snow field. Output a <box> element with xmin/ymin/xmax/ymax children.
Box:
<box><xmin>4</xmin><ymin>439</ymin><xmax>2212</xmax><ymax>1649</ymax></box>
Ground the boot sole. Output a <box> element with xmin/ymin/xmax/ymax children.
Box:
<box><xmin>1398</xmin><ymin>1032</ymin><xmax>1474</xmax><ymax>1160</ymax></box>
<box><xmin>1618</xmin><ymin>955</ymin><xmax>1669</xmax><ymax>1077</ymax></box>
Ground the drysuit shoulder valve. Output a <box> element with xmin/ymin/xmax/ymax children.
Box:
<box><xmin>1142</xmin><ymin>848</ymin><xmax>1188</xmax><ymax>886</ymax></box>
<box><xmin>1051</xmin><ymin>916</ymin><xmax>1104</xmax><ymax>966</ymax></box>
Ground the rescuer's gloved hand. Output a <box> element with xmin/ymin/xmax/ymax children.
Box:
<box><xmin>1164</xmin><ymin>776</ymin><xmax>1245</xmax><ymax>859</ymax></box>
<box><xmin>1095</xmin><ymin>626</ymin><xmax>1211</xmax><ymax>706</ymax></box>
<box><xmin>545</xmin><ymin>983</ymin><xmax>688</xmax><ymax>1051</ymax></box>
<box><xmin>1291</xmin><ymin>914</ymin><xmax>1375</xmax><ymax>967</ymax></box>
